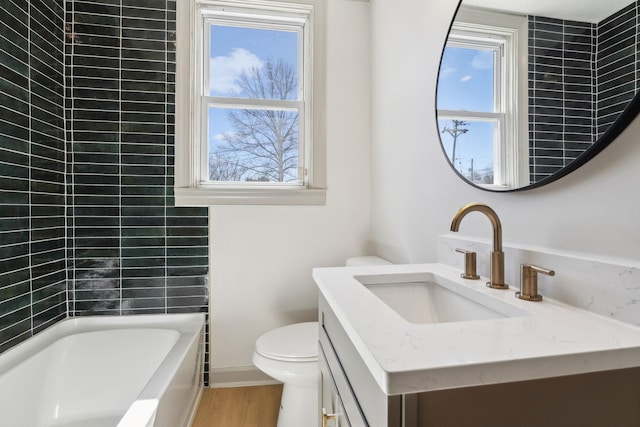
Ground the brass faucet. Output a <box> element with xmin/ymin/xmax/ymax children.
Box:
<box><xmin>449</xmin><ymin>203</ymin><xmax>509</xmax><ymax>289</ymax></box>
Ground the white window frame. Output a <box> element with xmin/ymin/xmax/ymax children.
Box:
<box><xmin>175</xmin><ymin>0</ymin><xmax>326</xmax><ymax>206</ymax></box>
<box><xmin>438</xmin><ymin>7</ymin><xmax>529</xmax><ymax>189</ymax></box>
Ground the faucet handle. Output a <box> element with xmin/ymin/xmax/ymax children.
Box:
<box><xmin>517</xmin><ymin>264</ymin><xmax>555</xmax><ymax>302</ymax></box>
<box><xmin>455</xmin><ymin>248</ymin><xmax>480</xmax><ymax>280</ymax></box>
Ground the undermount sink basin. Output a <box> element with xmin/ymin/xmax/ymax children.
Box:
<box><xmin>355</xmin><ymin>272</ymin><xmax>529</xmax><ymax>324</ymax></box>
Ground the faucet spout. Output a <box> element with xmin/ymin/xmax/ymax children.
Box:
<box><xmin>449</xmin><ymin>203</ymin><xmax>508</xmax><ymax>289</ymax></box>
<box><xmin>450</xmin><ymin>203</ymin><xmax>502</xmax><ymax>252</ymax></box>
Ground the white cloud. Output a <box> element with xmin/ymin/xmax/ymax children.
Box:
<box><xmin>209</xmin><ymin>48</ymin><xmax>264</xmax><ymax>95</ymax></box>
<box><xmin>440</xmin><ymin>64</ymin><xmax>457</xmax><ymax>76</ymax></box>
<box><xmin>213</xmin><ymin>131</ymin><xmax>237</xmax><ymax>141</ymax></box>
<box><xmin>470</xmin><ymin>51</ymin><xmax>493</xmax><ymax>70</ymax></box>
<box><xmin>461</xmin><ymin>75</ymin><xmax>472</xmax><ymax>82</ymax></box>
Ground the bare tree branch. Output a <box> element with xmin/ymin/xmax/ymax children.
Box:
<box><xmin>210</xmin><ymin>58</ymin><xmax>300</xmax><ymax>183</ymax></box>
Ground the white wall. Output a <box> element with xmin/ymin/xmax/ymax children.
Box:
<box><xmin>209</xmin><ymin>0</ymin><xmax>640</xmax><ymax>383</ymax></box>
<box><xmin>209</xmin><ymin>0</ymin><xmax>372</xmax><ymax>380</ymax></box>
<box><xmin>370</xmin><ymin>0</ymin><xmax>640</xmax><ymax>264</ymax></box>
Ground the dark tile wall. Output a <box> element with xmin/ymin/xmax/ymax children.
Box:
<box><xmin>528</xmin><ymin>17</ymin><xmax>596</xmax><ymax>183</ymax></box>
<box><xmin>1</xmin><ymin>0</ymin><xmax>210</xmax><ymax>382</ymax></box>
<box><xmin>528</xmin><ymin>2</ymin><xmax>640</xmax><ymax>182</ymax></box>
<box><xmin>65</xmin><ymin>0</ymin><xmax>210</xmax><ymax>379</ymax></box>
<box><xmin>66</xmin><ymin>0</ymin><xmax>209</xmax><ymax>317</ymax></box>
<box><xmin>596</xmin><ymin>2</ymin><xmax>639</xmax><ymax>137</ymax></box>
<box><xmin>0</xmin><ymin>0</ymin><xmax>67</xmax><ymax>354</ymax></box>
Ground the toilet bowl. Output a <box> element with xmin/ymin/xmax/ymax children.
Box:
<box><xmin>252</xmin><ymin>322</ymin><xmax>319</xmax><ymax>427</ymax></box>
<box><xmin>253</xmin><ymin>256</ymin><xmax>391</xmax><ymax>427</ymax></box>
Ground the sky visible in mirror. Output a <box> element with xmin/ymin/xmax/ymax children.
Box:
<box><xmin>438</xmin><ymin>46</ymin><xmax>497</xmax><ymax>181</ymax></box>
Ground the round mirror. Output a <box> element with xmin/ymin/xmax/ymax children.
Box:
<box><xmin>436</xmin><ymin>0</ymin><xmax>640</xmax><ymax>191</ymax></box>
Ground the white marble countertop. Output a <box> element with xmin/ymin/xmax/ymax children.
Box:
<box><xmin>313</xmin><ymin>263</ymin><xmax>640</xmax><ymax>395</ymax></box>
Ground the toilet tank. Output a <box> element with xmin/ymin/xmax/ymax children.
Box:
<box><xmin>345</xmin><ymin>256</ymin><xmax>392</xmax><ymax>267</ymax></box>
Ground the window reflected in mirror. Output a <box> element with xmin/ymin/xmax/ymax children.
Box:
<box><xmin>437</xmin><ymin>16</ymin><xmax>524</xmax><ymax>189</ymax></box>
<box><xmin>437</xmin><ymin>1</ymin><xmax>640</xmax><ymax>191</ymax></box>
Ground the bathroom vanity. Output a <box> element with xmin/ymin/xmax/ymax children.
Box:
<box><xmin>314</xmin><ymin>263</ymin><xmax>640</xmax><ymax>427</ymax></box>
<box><xmin>319</xmin><ymin>293</ymin><xmax>399</xmax><ymax>427</ymax></box>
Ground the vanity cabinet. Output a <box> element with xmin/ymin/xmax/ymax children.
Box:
<box><xmin>319</xmin><ymin>347</ymin><xmax>352</xmax><ymax>427</ymax></box>
<box><xmin>319</xmin><ymin>294</ymin><xmax>402</xmax><ymax>427</ymax></box>
<box><xmin>319</xmin><ymin>294</ymin><xmax>640</xmax><ymax>427</ymax></box>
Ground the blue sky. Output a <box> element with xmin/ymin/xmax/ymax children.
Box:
<box><xmin>437</xmin><ymin>46</ymin><xmax>496</xmax><ymax>177</ymax></box>
<box><xmin>438</xmin><ymin>47</ymin><xmax>495</xmax><ymax>111</ymax></box>
<box><xmin>207</xmin><ymin>25</ymin><xmax>299</xmax><ymax>151</ymax></box>
<box><xmin>209</xmin><ymin>25</ymin><xmax>298</xmax><ymax>97</ymax></box>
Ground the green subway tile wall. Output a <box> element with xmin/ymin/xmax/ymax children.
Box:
<box><xmin>1</xmin><ymin>0</ymin><xmax>210</xmax><ymax>382</ymax></box>
<box><xmin>0</xmin><ymin>0</ymin><xmax>67</xmax><ymax>354</ymax></box>
<box><xmin>527</xmin><ymin>1</ymin><xmax>640</xmax><ymax>182</ymax></box>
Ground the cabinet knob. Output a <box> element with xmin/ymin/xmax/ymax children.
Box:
<box><xmin>322</xmin><ymin>408</ymin><xmax>337</xmax><ymax>427</ymax></box>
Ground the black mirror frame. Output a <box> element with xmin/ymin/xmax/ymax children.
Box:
<box><xmin>435</xmin><ymin>1</ymin><xmax>640</xmax><ymax>192</ymax></box>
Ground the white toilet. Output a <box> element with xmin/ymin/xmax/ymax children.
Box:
<box><xmin>252</xmin><ymin>256</ymin><xmax>391</xmax><ymax>427</ymax></box>
<box><xmin>252</xmin><ymin>322</ymin><xmax>319</xmax><ymax>427</ymax></box>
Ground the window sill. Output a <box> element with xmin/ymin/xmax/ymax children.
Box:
<box><xmin>174</xmin><ymin>186</ymin><xmax>326</xmax><ymax>206</ymax></box>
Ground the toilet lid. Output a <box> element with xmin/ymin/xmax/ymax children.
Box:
<box><xmin>255</xmin><ymin>322</ymin><xmax>318</xmax><ymax>362</ymax></box>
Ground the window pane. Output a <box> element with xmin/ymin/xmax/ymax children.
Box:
<box><xmin>209</xmin><ymin>25</ymin><xmax>299</xmax><ymax>100</ymax></box>
<box><xmin>208</xmin><ymin>106</ymin><xmax>301</xmax><ymax>183</ymax></box>
<box><xmin>438</xmin><ymin>119</ymin><xmax>495</xmax><ymax>185</ymax></box>
<box><xmin>437</xmin><ymin>46</ymin><xmax>495</xmax><ymax>112</ymax></box>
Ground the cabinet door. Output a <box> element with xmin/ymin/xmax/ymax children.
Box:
<box><xmin>320</xmin><ymin>349</ymin><xmax>351</xmax><ymax>427</ymax></box>
<box><xmin>335</xmin><ymin>397</ymin><xmax>351</xmax><ymax>427</ymax></box>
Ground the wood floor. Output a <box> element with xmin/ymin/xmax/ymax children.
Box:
<box><xmin>192</xmin><ymin>385</ymin><xmax>283</xmax><ymax>427</ymax></box>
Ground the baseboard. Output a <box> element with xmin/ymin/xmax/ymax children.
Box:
<box><xmin>209</xmin><ymin>366</ymin><xmax>280</xmax><ymax>388</ymax></box>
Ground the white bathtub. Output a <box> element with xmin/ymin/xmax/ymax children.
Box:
<box><xmin>0</xmin><ymin>313</ymin><xmax>205</xmax><ymax>427</ymax></box>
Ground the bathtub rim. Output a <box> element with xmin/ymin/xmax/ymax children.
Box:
<box><xmin>0</xmin><ymin>312</ymin><xmax>206</xmax><ymax>427</ymax></box>
<box><xmin>0</xmin><ymin>313</ymin><xmax>205</xmax><ymax>378</ymax></box>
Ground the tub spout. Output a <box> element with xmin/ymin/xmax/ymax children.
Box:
<box><xmin>449</xmin><ymin>203</ymin><xmax>508</xmax><ymax>289</ymax></box>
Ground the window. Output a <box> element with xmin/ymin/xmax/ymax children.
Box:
<box><xmin>175</xmin><ymin>0</ymin><xmax>326</xmax><ymax>205</ymax></box>
<box><xmin>437</xmin><ymin>9</ymin><xmax>528</xmax><ymax>189</ymax></box>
